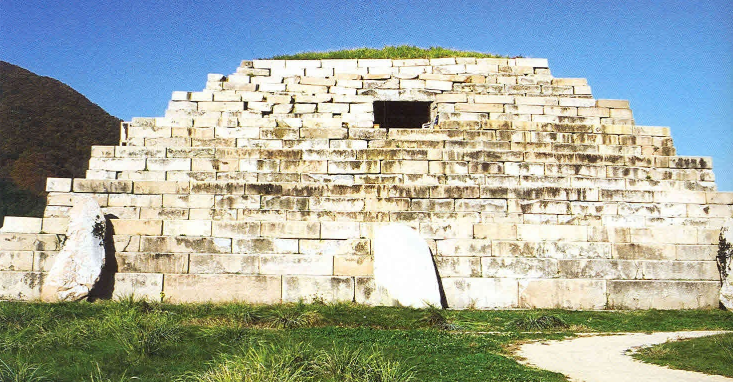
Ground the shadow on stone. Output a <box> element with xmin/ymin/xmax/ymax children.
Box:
<box><xmin>429</xmin><ymin>248</ymin><xmax>448</xmax><ymax>309</ymax></box>
<box><xmin>88</xmin><ymin>214</ymin><xmax>118</xmax><ymax>301</ymax></box>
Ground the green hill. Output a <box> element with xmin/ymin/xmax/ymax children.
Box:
<box><xmin>0</xmin><ymin>61</ymin><xmax>121</xmax><ymax>226</ymax></box>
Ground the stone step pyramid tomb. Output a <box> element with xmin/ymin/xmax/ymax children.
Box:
<box><xmin>1</xmin><ymin>57</ymin><xmax>731</xmax><ymax>309</ymax></box>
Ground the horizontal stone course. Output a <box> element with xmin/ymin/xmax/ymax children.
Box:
<box><xmin>519</xmin><ymin>279</ymin><xmax>607</xmax><ymax>309</ymax></box>
<box><xmin>164</xmin><ymin>274</ymin><xmax>281</xmax><ymax>303</ymax></box>
<box><xmin>607</xmin><ymin>280</ymin><xmax>719</xmax><ymax>309</ymax></box>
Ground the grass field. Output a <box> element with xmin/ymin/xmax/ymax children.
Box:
<box><xmin>1</xmin><ymin>299</ymin><xmax>731</xmax><ymax>381</ymax></box>
<box><xmin>267</xmin><ymin>45</ymin><xmax>506</xmax><ymax>60</ymax></box>
<box><xmin>633</xmin><ymin>332</ymin><xmax>733</xmax><ymax>378</ymax></box>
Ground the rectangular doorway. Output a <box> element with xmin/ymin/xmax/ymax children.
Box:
<box><xmin>373</xmin><ymin>101</ymin><xmax>432</xmax><ymax>129</ymax></box>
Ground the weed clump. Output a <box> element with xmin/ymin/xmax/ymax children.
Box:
<box><xmin>266</xmin><ymin>308</ymin><xmax>323</xmax><ymax>329</ymax></box>
<box><xmin>418</xmin><ymin>306</ymin><xmax>461</xmax><ymax>330</ymax></box>
<box><xmin>506</xmin><ymin>315</ymin><xmax>569</xmax><ymax>331</ymax></box>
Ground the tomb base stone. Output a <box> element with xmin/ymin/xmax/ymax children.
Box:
<box><xmin>41</xmin><ymin>197</ymin><xmax>106</xmax><ymax>302</ymax></box>
<box><xmin>373</xmin><ymin>224</ymin><xmax>442</xmax><ymax>308</ymax></box>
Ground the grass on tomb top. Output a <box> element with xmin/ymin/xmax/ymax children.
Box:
<box><xmin>267</xmin><ymin>45</ymin><xmax>509</xmax><ymax>60</ymax></box>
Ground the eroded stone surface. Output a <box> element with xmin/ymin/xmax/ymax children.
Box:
<box><xmin>41</xmin><ymin>197</ymin><xmax>106</xmax><ymax>301</ymax></box>
<box><xmin>373</xmin><ymin>223</ymin><xmax>442</xmax><ymax>308</ymax></box>
<box><xmin>718</xmin><ymin>220</ymin><xmax>733</xmax><ymax>309</ymax></box>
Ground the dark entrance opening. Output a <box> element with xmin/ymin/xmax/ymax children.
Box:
<box><xmin>373</xmin><ymin>101</ymin><xmax>432</xmax><ymax>129</ymax></box>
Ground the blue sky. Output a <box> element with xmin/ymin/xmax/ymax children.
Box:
<box><xmin>2</xmin><ymin>0</ymin><xmax>732</xmax><ymax>190</ymax></box>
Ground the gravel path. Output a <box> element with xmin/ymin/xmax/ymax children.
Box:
<box><xmin>517</xmin><ymin>331</ymin><xmax>732</xmax><ymax>382</ymax></box>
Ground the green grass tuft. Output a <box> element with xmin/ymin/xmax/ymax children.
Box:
<box><xmin>267</xmin><ymin>45</ymin><xmax>507</xmax><ymax>60</ymax></box>
<box><xmin>177</xmin><ymin>342</ymin><xmax>415</xmax><ymax>382</ymax></box>
<box><xmin>506</xmin><ymin>314</ymin><xmax>569</xmax><ymax>331</ymax></box>
<box><xmin>0</xmin><ymin>358</ymin><xmax>52</xmax><ymax>382</ymax></box>
<box><xmin>266</xmin><ymin>307</ymin><xmax>323</xmax><ymax>329</ymax></box>
<box><xmin>106</xmin><ymin>309</ymin><xmax>184</xmax><ymax>361</ymax></box>
<box><xmin>87</xmin><ymin>364</ymin><xmax>137</xmax><ymax>382</ymax></box>
<box><xmin>178</xmin><ymin>342</ymin><xmax>313</xmax><ymax>382</ymax></box>
<box><xmin>418</xmin><ymin>306</ymin><xmax>461</xmax><ymax>331</ymax></box>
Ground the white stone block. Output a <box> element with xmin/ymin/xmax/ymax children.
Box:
<box><xmin>358</xmin><ymin>59</ymin><xmax>392</xmax><ymax>67</ymax></box>
<box><xmin>425</xmin><ymin>80</ymin><xmax>453</xmax><ymax>91</ymax></box>
<box><xmin>515</xmin><ymin>58</ymin><xmax>549</xmax><ymax>67</ymax></box>
<box><xmin>146</xmin><ymin>158</ymin><xmax>191</xmax><ymax>171</ymax></box>
<box><xmin>329</xmin><ymin>86</ymin><xmax>357</xmax><ymax>95</ymax></box>
<box><xmin>373</xmin><ymin>224</ymin><xmax>442</xmax><ymax>308</ymax></box>
<box><xmin>270</xmin><ymin>67</ymin><xmax>305</xmax><ymax>77</ymax></box>
<box><xmin>293</xmin><ymin>103</ymin><xmax>317</xmax><ymax>113</ymax></box>
<box><xmin>283</xmin><ymin>276</ymin><xmax>354</xmax><ymax>303</ymax></box>
<box><xmin>252</xmin><ymin>60</ymin><xmax>285</xmax><ymax>69</ymax></box>
<box><xmin>435</xmin><ymin>64</ymin><xmax>466</xmax><ymax>74</ymax></box>
<box><xmin>321</xmin><ymin>59</ymin><xmax>358</xmax><ymax>69</ymax></box>
<box><xmin>306</xmin><ymin>67</ymin><xmax>334</xmax><ymax>77</ymax></box>
<box><xmin>171</xmin><ymin>91</ymin><xmax>189</xmax><ymax>101</ymax></box>
<box><xmin>258</xmin><ymin>83</ymin><xmax>286</xmax><ymax>92</ymax></box>
<box><xmin>41</xmin><ymin>197</ymin><xmax>105</xmax><ymax>302</ymax></box>
<box><xmin>321</xmin><ymin>222</ymin><xmax>361</xmax><ymax>239</ymax></box>
<box><xmin>429</xmin><ymin>58</ymin><xmax>456</xmax><ymax>66</ymax></box>
<box><xmin>337</xmin><ymin>79</ymin><xmax>363</xmax><ymax>88</ymax></box>
<box><xmin>0</xmin><ymin>217</ymin><xmax>43</xmax><ymax>233</ymax></box>
<box><xmin>261</xmin><ymin>255</ymin><xmax>333</xmax><ymax>275</ymax></box>
<box><xmin>113</xmin><ymin>273</ymin><xmax>164</xmax><ymax>301</ymax></box>
<box><xmin>443</xmin><ymin>278</ymin><xmax>518</xmax><ymax>309</ymax></box>
<box><xmin>46</xmin><ymin>178</ymin><xmax>72</xmax><ymax>192</ymax></box>
<box><xmin>88</xmin><ymin>158</ymin><xmax>145</xmax><ymax>171</ymax></box>
<box><xmin>317</xmin><ymin>103</ymin><xmax>350</xmax><ymax>114</ymax></box>
<box><xmin>163</xmin><ymin>220</ymin><xmax>212</xmax><ymax>236</ymax></box>
<box><xmin>519</xmin><ymin>279</ymin><xmax>606</xmax><ymax>309</ymax></box>
<box><xmin>559</xmin><ymin>98</ymin><xmax>596</xmax><ymax>107</ymax></box>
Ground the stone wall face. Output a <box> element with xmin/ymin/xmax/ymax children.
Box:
<box><xmin>1</xmin><ymin>57</ymin><xmax>730</xmax><ymax>309</ymax></box>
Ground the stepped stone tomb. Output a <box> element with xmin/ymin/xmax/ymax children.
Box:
<box><xmin>1</xmin><ymin>56</ymin><xmax>731</xmax><ymax>309</ymax></box>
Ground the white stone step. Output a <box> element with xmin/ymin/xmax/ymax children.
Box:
<box><xmin>0</xmin><ymin>217</ymin><xmax>43</xmax><ymax>234</ymax></box>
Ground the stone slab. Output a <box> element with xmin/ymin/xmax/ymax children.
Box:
<box><xmin>0</xmin><ymin>271</ymin><xmax>43</xmax><ymax>300</ymax></box>
<box><xmin>0</xmin><ymin>217</ymin><xmax>43</xmax><ymax>234</ymax></box>
<box><xmin>164</xmin><ymin>274</ymin><xmax>281</xmax><ymax>303</ymax></box>
<box><xmin>519</xmin><ymin>279</ymin><xmax>607</xmax><ymax>309</ymax></box>
<box><xmin>373</xmin><ymin>224</ymin><xmax>442</xmax><ymax>308</ymax></box>
<box><xmin>442</xmin><ymin>277</ymin><xmax>518</xmax><ymax>309</ymax></box>
<box><xmin>112</xmin><ymin>273</ymin><xmax>164</xmax><ymax>301</ymax></box>
<box><xmin>607</xmin><ymin>280</ymin><xmax>719</xmax><ymax>309</ymax></box>
<box><xmin>282</xmin><ymin>275</ymin><xmax>354</xmax><ymax>303</ymax></box>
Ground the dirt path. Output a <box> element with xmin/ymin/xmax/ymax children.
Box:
<box><xmin>517</xmin><ymin>331</ymin><xmax>732</xmax><ymax>382</ymax></box>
